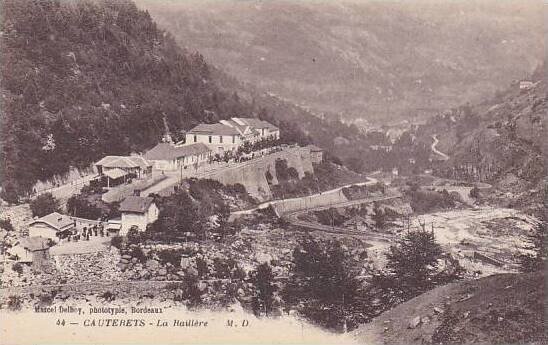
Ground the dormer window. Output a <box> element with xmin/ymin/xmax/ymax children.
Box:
<box><xmin>193</xmin><ymin>135</ymin><xmax>197</xmax><ymax>143</ymax></box>
<box><xmin>208</xmin><ymin>136</ymin><xmax>212</xmax><ymax>143</ymax></box>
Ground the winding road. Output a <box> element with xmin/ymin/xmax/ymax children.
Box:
<box><xmin>431</xmin><ymin>134</ymin><xmax>450</xmax><ymax>161</ymax></box>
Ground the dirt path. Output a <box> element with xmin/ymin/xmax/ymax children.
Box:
<box><xmin>431</xmin><ymin>134</ymin><xmax>450</xmax><ymax>161</ymax></box>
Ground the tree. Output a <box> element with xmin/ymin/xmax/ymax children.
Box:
<box><xmin>371</xmin><ymin>204</ymin><xmax>386</xmax><ymax>229</ymax></box>
<box><xmin>283</xmin><ymin>238</ymin><xmax>367</xmax><ymax>331</ymax></box>
<box><xmin>151</xmin><ymin>190</ymin><xmax>205</xmax><ymax>240</ymax></box>
<box><xmin>469</xmin><ymin>186</ymin><xmax>480</xmax><ymax>199</ymax></box>
<box><xmin>30</xmin><ymin>193</ymin><xmax>60</xmax><ymax>217</ymax></box>
<box><xmin>0</xmin><ymin>182</ymin><xmax>19</xmax><ymax>205</ymax></box>
<box><xmin>370</xmin><ymin>228</ymin><xmax>463</xmax><ymax>306</ymax></box>
<box><xmin>251</xmin><ymin>263</ymin><xmax>277</xmax><ymax>316</ymax></box>
<box><xmin>519</xmin><ymin>220</ymin><xmax>547</xmax><ymax>273</ymax></box>
<box><xmin>66</xmin><ymin>194</ymin><xmax>101</xmax><ymax>219</ymax></box>
<box><xmin>0</xmin><ymin>218</ymin><xmax>15</xmax><ymax>232</ymax></box>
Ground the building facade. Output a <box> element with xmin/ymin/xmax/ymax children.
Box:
<box><xmin>95</xmin><ymin>155</ymin><xmax>152</xmax><ymax>179</ymax></box>
<box><xmin>119</xmin><ymin>196</ymin><xmax>159</xmax><ymax>235</ymax></box>
<box><xmin>144</xmin><ymin>143</ymin><xmax>212</xmax><ymax>171</ymax></box>
<box><xmin>28</xmin><ymin>212</ymin><xmax>75</xmax><ymax>242</ymax></box>
<box><xmin>184</xmin><ymin>118</ymin><xmax>279</xmax><ymax>154</ymax></box>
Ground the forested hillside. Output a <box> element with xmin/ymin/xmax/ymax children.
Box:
<box><xmin>1</xmin><ymin>0</ymin><xmax>252</xmax><ymax>200</ymax></box>
<box><xmin>0</xmin><ymin>0</ymin><xmax>384</xmax><ymax>202</ymax></box>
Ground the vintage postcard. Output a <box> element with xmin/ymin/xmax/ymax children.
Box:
<box><xmin>0</xmin><ymin>0</ymin><xmax>545</xmax><ymax>344</ymax></box>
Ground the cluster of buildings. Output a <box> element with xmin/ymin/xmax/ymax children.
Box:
<box><xmin>144</xmin><ymin>117</ymin><xmax>280</xmax><ymax>172</ymax></box>
<box><xmin>8</xmin><ymin>197</ymin><xmax>159</xmax><ymax>265</ymax></box>
<box><xmin>6</xmin><ymin>117</ymin><xmax>326</xmax><ymax>266</ymax></box>
<box><xmin>93</xmin><ymin>118</ymin><xmax>280</xmax><ymax>179</ymax></box>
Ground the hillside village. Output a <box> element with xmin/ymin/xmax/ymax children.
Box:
<box><xmin>2</xmin><ymin>116</ymin><xmax>321</xmax><ymax>263</ymax></box>
<box><xmin>0</xmin><ymin>1</ymin><xmax>545</xmax><ymax>344</ymax></box>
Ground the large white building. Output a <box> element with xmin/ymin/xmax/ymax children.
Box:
<box><xmin>184</xmin><ymin>118</ymin><xmax>279</xmax><ymax>154</ymax></box>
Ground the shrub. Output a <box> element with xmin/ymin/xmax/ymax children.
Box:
<box><xmin>250</xmin><ymin>263</ymin><xmax>277</xmax><ymax>316</ymax></box>
<box><xmin>0</xmin><ymin>218</ymin><xmax>14</xmax><ymax>232</ymax></box>
<box><xmin>110</xmin><ymin>236</ymin><xmax>123</xmax><ymax>249</ymax></box>
<box><xmin>127</xmin><ymin>227</ymin><xmax>145</xmax><ymax>245</ymax></box>
<box><xmin>196</xmin><ymin>257</ymin><xmax>209</xmax><ymax>278</ymax></box>
<box><xmin>99</xmin><ymin>291</ymin><xmax>115</xmax><ymax>302</ymax></box>
<box><xmin>212</xmin><ymin>257</ymin><xmax>233</xmax><ymax>279</ymax></box>
<box><xmin>12</xmin><ymin>263</ymin><xmax>23</xmax><ymax>275</ymax></box>
<box><xmin>129</xmin><ymin>246</ymin><xmax>147</xmax><ymax>263</ymax></box>
<box><xmin>7</xmin><ymin>295</ymin><xmax>22</xmax><ymax>311</ymax></box>
<box><xmin>157</xmin><ymin>249</ymin><xmax>183</xmax><ymax>267</ymax></box>
<box><xmin>66</xmin><ymin>194</ymin><xmax>102</xmax><ymax>219</ymax></box>
<box><xmin>30</xmin><ymin>193</ymin><xmax>60</xmax><ymax>217</ymax></box>
<box><xmin>469</xmin><ymin>186</ymin><xmax>480</xmax><ymax>199</ymax></box>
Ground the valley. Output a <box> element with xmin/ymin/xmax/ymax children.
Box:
<box><xmin>0</xmin><ymin>1</ymin><xmax>545</xmax><ymax>344</ymax></box>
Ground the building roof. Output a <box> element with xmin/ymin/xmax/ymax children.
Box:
<box><xmin>219</xmin><ymin>119</ymin><xmax>250</xmax><ymax>135</ymax></box>
<box><xmin>28</xmin><ymin>212</ymin><xmax>74</xmax><ymax>230</ymax></box>
<box><xmin>19</xmin><ymin>237</ymin><xmax>51</xmax><ymax>251</ymax></box>
<box><xmin>95</xmin><ymin>156</ymin><xmax>151</xmax><ymax>169</ymax></box>
<box><xmin>234</xmin><ymin>118</ymin><xmax>278</xmax><ymax>131</ymax></box>
<box><xmin>187</xmin><ymin>123</ymin><xmax>240</xmax><ymax>136</ymax></box>
<box><xmin>103</xmin><ymin>168</ymin><xmax>128</xmax><ymax>180</ymax></box>
<box><xmin>144</xmin><ymin>143</ymin><xmax>211</xmax><ymax>161</ymax></box>
<box><xmin>306</xmin><ymin>144</ymin><xmax>323</xmax><ymax>152</ymax></box>
<box><xmin>119</xmin><ymin>196</ymin><xmax>155</xmax><ymax>213</ymax></box>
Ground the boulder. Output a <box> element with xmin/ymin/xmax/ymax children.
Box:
<box><xmin>158</xmin><ymin>268</ymin><xmax>167</xmax><ymax>276</ymax></box>
<box><xmin>408</xmin><ymin>316</ymin><xmax>422</xmax><ymax>329</ymax></box>
<box><xmin>255</xmin><ymin>253</ymin><xmax>272</xmax><ymax>264</ymax></box>
<box><xmin>122</xmin><ymin>254</ymin><xmax>132</xmax><ymax>260</ymax></box>
<box><xmin>120</xmin><ymin>258</ymin><xmax>129</xmax><ymax>264</ymax></box>
<box><xmin>146</xmin><ymin>259</ymin><xmax>160</xmax><ymax>269</ymax></box>
<box><xmin>197</xmin><ymin>282</ymin><xmax>208</xmax><ymax>292</ymax></box>
<box><xmin>186</xmin><ymin>267</ymin><xmax>198</xmax><ymax>277</ymax></box>
<box><xmin>180</xmin><ymin>258</ymin><xmax>192</xmax><ymax>270</ymax></box>
<box><xmin>131</xmin><ymin>257</ymin><xmax>138</xmax><ymax>264</ymax></box>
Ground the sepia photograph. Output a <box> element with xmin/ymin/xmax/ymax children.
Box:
<box><xmin>0</xmin><ymin>0</ymin><xmax>545</xmax><ymax>344</ymax></box>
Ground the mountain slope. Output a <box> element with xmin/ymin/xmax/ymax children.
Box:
<box><xmin>0</xmin><ymin>0</ymin><xmax>261</xmax><ymax>199</ymax></box>
<box><xmin>0</xmin><ymin>0</ymin><xmax>391</xmax><ymax>201</ymax></box>
<box><xmin>354</xmin><ymin>271</ymin><xmax>545</xmax><ymax>345</ymax></box>
<box><xmin>136</xmin><ymin>0</ymin><xmax>544</xmax><ymax>123</ymax></box>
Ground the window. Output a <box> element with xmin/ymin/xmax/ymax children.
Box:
<box><xmin>232</xmin><ymin>135</ymin><xmax>236</xmax><ymax>144</ymax></box>
<box><xmin>208</xmin><ymin>136</ymin><xmax>212</xmax><ymax>143</ymax></box>
<box><xmin>262</xmin><ymin>128</ymin><xmax>265</xmax><ymax>135</ymax></box>
<box><xmin>219</xmin><ymin>136</ymin><xmax>223</xmax><ymax>143</ymax></box>
<box><xmin>193</xmin><ymin>135</ymin><xmax>197</xmax><ymax>143</ymax></box>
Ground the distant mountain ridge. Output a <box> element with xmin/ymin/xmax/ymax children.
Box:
<box><xmin>137</xmin><ymin>0</ymin><xmax>544</xmax><ymax>123</ymax></box>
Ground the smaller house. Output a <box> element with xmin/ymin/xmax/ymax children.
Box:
<box><xmin>8</xmin><ymin>237</ymin><xmax>51</xmax><ymax>268</ymax></box>
<box><xmin>28</xmin><ymin>212</ymin><xmax>75</xmax><ymax>242</ymax></box>
<box><xmin>306</xmin><ymin>144</ymin><xmax>324</xmax><ymax>163</ymax></box>
<box><xmin>119</xmin><ymin>196</ymin><xmax>159</xmax><ymax>235</ymax></box>
<box><xmin>95</xmin><ymin>155</ymin><xmax>152</xmax><ymax>180</ymax></box>
<box><xmin>144</xmin><ymin>143</ymin><xmax>212</xmax><ymax>171</ymax></box>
